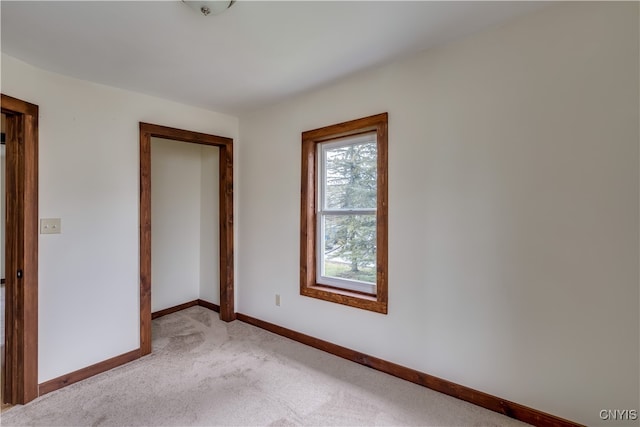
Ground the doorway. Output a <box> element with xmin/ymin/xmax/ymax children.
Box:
<box><xmin>1</xmin><ymin>94</ymin><xmax>39</xmax><ymax>405</ymax></box>
<box><xmin>150</xmin><ymin>138</ymin><xmax>219</xmax><ymax>313</ymax></box>
<box><xmin>139</xmin><ymin>123</ymin><xmax>234</xmax><ymax>356</ymax></box>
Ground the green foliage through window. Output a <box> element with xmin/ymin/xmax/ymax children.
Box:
<box><xmin>320</xmin><ymin>137</ymin><xmax>377</xmax><ymax>287</ymax></box>
<box><xmin>324</xmin><ymin>142</ymin><xmax>377</xmax><ymax>210</ymax></box>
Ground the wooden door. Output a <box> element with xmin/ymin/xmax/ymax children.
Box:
<box><xmin>1</xmin><ymin>94</ymin><xmax>38</xmax><ymax>404</ymax></box>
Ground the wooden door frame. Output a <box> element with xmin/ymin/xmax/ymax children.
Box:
<box><xmin>1</xmin><ymin>93</ymin><xmax>39</xmax><ymax>404</ymax></box>
<box><xmin>139</xmin><ymin>123</ymin><xmax>235</xmax><ymax>356</ymax></box>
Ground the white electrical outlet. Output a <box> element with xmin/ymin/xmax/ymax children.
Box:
<box><xmin>40</xmin><ymin>218</ymin><xmax>62</xmax><ymax>234</ymax></box>
<box><xmin>275</xmin><ymin>294</ymin><xmax>281</xmax><ymax>306</ymax></box>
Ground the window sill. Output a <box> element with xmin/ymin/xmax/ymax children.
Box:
<box><xmin>302</xmin><ymin>284</ymin><xmax>387</xmax><ymax>314</ymax></box>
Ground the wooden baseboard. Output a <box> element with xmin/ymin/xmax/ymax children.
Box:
<box><xmin>197</xmin><ymin>299</ymin><xmax>220</xmax><ymax>313</ymax></box>
<box><xmin>235</xmin><ymin>313</ymin><xmax>582</xmax><ymax>427</ymax></box>
<box><xmin>38</xmin><ymin>300</ymin><xmax>221</xmax><ymax>397</ymax></box>
<box><xmin>39</xmin><ymin>349</ymin><xmax>141</xmax><ymax>396</ymax></box>
<box><xmin>152</xmin><ymin>300</ymin><xmax>200</xmax><ymax>319</ymax></box>
<box><xmin>152</xmin><ymin>300</ymin><xmax>220</xmax><ymax>320</ymax></box>
<box><xmin>33</xmin><ymin>304</ymin><xmax>580</xmax><ymax>426</ymax></box>
<box><xmin>34</xmin><ymin>303</ymin><xmax>580</xmax><ymax>426</ymax></box>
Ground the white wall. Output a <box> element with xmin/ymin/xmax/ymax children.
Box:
<box><xmin>238</xmin><ymin>3</ymin><xmax>639</xmax><ymax>426</ymax></box>
<box><xmin>150</xmin><ymin>138</ymin><xmax>220</xmax><ymax>311</ymax></box>
<box><xmin>0</xmin><ymin>53</ymin><xmax>238</xmax><ymax>382</ymax></box>
<box><xmin>199</xmin><ymin>146</ymin><xmax>220</xmax><ymax>305</ymax></box>
<box><xmin>151</xmin><ymin>138</ymin><xmax>199</xmax><ymax>311</ymax></box>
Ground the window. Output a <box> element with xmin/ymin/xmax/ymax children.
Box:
<box><xmin>300</xmin><ymin>113</ymin><xmax>388</xmax><ymax>314</ymax></box>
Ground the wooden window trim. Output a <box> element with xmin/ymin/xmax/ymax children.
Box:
<box><xmin>300</xmin><ymin>113</ymin><xmax>388</xmax><ymax>314</ymax></box>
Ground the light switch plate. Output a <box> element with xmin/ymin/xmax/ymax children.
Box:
<box><xmin>40</xmin><ymin>218</ymin><xmax>61</xmax><ymax>234</ymax></box>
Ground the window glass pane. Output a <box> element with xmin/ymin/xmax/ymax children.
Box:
<box><xmin>322</xmin><ymin>214</ymin><xmax>376</xmax><ymax>284</ymax></box>
<box><xmin>324</xmin><ymin>140</ymin><xmax>377</xmax><ymax>210</ymax></box>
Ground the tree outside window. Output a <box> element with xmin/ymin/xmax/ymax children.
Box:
<box><xmin>300</xmin><ymin>113</ymin><xmax>388</xmax><ymax>314</ymax></box>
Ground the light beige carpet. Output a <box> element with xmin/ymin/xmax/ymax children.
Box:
<box><xmin>1</xmin><ymin>307</ymin><xmax>530</xmax><ymax>426</ymax></box>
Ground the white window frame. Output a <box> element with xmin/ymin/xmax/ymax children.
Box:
<box><xmin>316</xmin><ymin>133</ymin><xmax>377</xmax><ymax>295</ymax></box>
